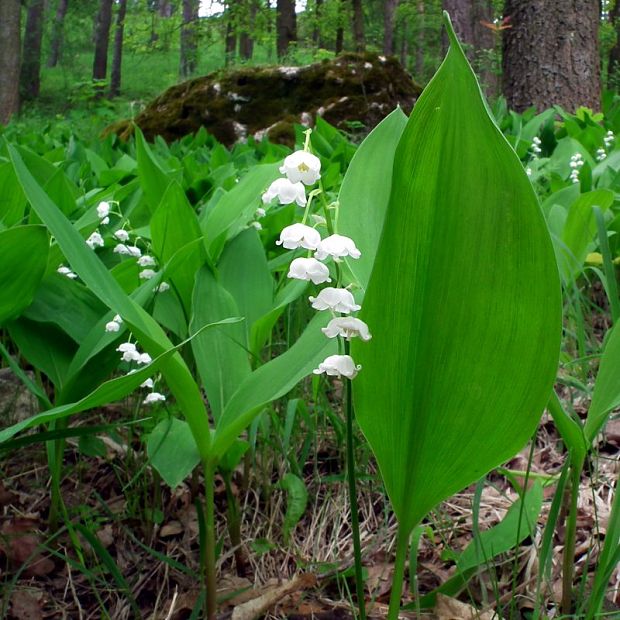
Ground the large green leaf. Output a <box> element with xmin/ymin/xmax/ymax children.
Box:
<box><xmin>585</xmin><ymin>323</ymin><xmax>620</xmax><ymax>443</ymax></box>
<box><xmin>352</xmin><ymin>16</ymin><xmax>562</xmax><ymax>534</ymax></box>
<box><xmin>338</xmin><ymin>107</ymin><xmax>408</xmax><ymax>292</ymax></box>
<box><xmin>0</xmin><ymin>225</ymin><xmax>49</xmax><ymax>325</ymax></box>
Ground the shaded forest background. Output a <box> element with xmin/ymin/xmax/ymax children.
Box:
<box><xmin>0</xmin><ymin>1</ymin><xmax>617</xmax><ymax>133</ymax></box>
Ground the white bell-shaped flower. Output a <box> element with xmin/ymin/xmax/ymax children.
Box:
<box><xmin>105</xmin><ymin>320</ymin><xmax>121</xmax><ymax>333</ymax></box>
<box><xmin>138</xmin><ymin>255</ymin><xmax>156</xmax><ymax>267</ymax></box>
<box><xmin>309</xmin><ymin>287</ymin><xmax>361</xmax><ymax>313</ymax></box>
<box><xmin>116</xmin><ymin>342</ymin><xmax>140</xmax><ymax>363</ymax></box>
<box><xmin>126</xmin><ymin>245</ymin><xmax>142</xmax><ymax>258</ymax></box>
<box><xmin>113</xmin><ymin>243</ymin><xmax>130</xmax><ymax>256</ymax></box>
<box><xmin>313</xmin><ymin>354</ymin><xmax>361</xmax><ymax>379</ymax></box>
<box><xmin>262</xmin><ymin>178</ymin><xmax>307</xmax><ymax>207</ymax></box>
<box><xmin>137</xmin><ymin>352</ymin><xmax>152</xmax><ymax>365</ymax></box>
<box><xmin>279</xmin><ymin>150</ymin><xmax>321</xmax><ymax>185</ymax></box>
<box><xmin>86</xmin><ymin>231</ymin><xmax>104</xmax><ymax>249</ymax></box>
<box><xmin>139</xmin><ymin>269</ymin><xmax>156</xmax><ymax>280</ymax></box>
<box><xmin>57</xmin><ymin>265</ymin><xmax>78</xmax><ymax>279</ymax></box>
<box><xmin>143</xmin><ymin>392</ymin><xmax>166</xmax><ymax>404</ymax></box>
<box><xmin>96</xmin><ymin>201</ymin><xmax>110</xmax><ymax>219</ymax></box>
<box><xmin>287</xmin><ymin>257</ymin><xmax>331</xmax><ymax>284</ymax></box>
<box><xmin>321</xmin><ymin>317</ymin><xmax>372</xmax><ymax>341</ymax></box>
<box><xmin>315</xmin><ymin>234</ymin><xmax>361</xmax><ymax>260</ymax></box>
<box><xmin>276</xmin><ymin>223</ymin><xmax>321</xmax><ymax>250</ymax></box>
<box><xmin>141</xmin><ymin>378</ymin><xmax>154</xmax><ymax>389</ymax></box>
<box><xmin>114</xmin><ymin>229</ymin><xmax>130</xmax><ymax>242</ymax></box>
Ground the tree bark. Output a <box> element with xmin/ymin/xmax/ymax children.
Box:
<box><xmin>110</xmin><ymin>0</ymin><xmax>128</xmax><ymax>97</ymax></box>
<box><xmin>352</xmin><ymin>0</ymin><xmax>365</xmax><ymax>52</ymax></box>
<box><xmin>443</xmin><ymin>0</ymin><xmax>473</xmax><ymax>48</ymax></box>
<box><xmin>415</xmin><ymin>0</ymin><xmax>425</xmax><ymax>79</ymax></box>
<box><xmin>225</xmin><ymin>3</ymin><xmax>237</xmax><ymax>66</ymax></box>
<box><xmin>335</xmin><ymin>0</ymin><xmax>345</xmax><ymax>53</ymax></box>
<box><xmin>179</xmin><ymin>0</ymin><xmax>199</xmax><ymax>77</ymax></box>
<box><xmin>399</xmin><ymin>16</ymin><xmax>409</xmax><ymax>68</ymax></box>
<box><xmin>92</xmin><ymin>0</ymin><xmax>114</xmax><ymax>93</ymax></box>
<box><xmin>503</xmin><ymin>0</ymin><xmax>601</xmax><ymax>112</ymax></box>
<box><xmin>48</xmin><ymin>0</ymin><xmax>69</xmax><ymax>68</ymax></box>
<box><xmin>239</xmin><ymin>0</ymin><xmax>258</xmax><ymax>60</ymax></box>
<box><xmin>312</xmin><ymin>0</ymin><xmax>323</xmax><ymax>47</ymax></box>
<box><xmin>471</xmin><ymin>0</ymin><xmax>497</xmax><ymax>97</ymax></box>
<box><xmin>0</xmin><ymin>0</ymin><xmax>21</xmax><ymax>124</ymax></box>
<box><xmin>609</xmin><ymin>0</ymin><xmax>620</xmax><ymax>87</ymax></box>
<box><xmin>383</xmin><ymin>0</ymin><xmax>399</xmax><ymax>56</ymax></box>
<box><xmin>276</xmin><ymin>0</ymin><xmax>296</xmax><ymax>58</ymax></box>
<box><xmin>21</xmin><ymin>0</ymin><xmax>45</xmax><ymax>101</ymax></box>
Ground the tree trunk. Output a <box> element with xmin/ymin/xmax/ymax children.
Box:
<box><xmin>159</xmin><ymin>0</ymin><xmax>173</xmax><ymax>17</ymax></box>
<box><xmin>225</xmin><ymin>14</ymin><xmax>237</xmax><ymax>65</ymax></box>
<box><xmin>312</xmin><ymin>0</ymin><xmax>323</xmax><ymax>47</ymax></box>
<box><xmin>399</xmin><ymin>16</ymin><xmax>408</xmax><ymax>68</ymax></box>
<box><xmin>276</xmin><ymin>0</ymin><xmax>296</xmax><ymax>58</ymax></box>
<box><xmin>239</xmin><ymin>0</ymin><xmax>257</xmax><ymax>60</ymax></box>
<box><xmin>0</xmin><ymin>0</ymin><xmax>21</xmax><ymax>124</ymax></box>
<box><xmin>415</xmin><ymin>0</ymin><xmax>425</xmax><ymax>79</ymax></box>
<box><xmin>383</xmin><ymin>0</ymin><xmax>399</xmax><ymax>56</ymax></box>
<box><xmin>443</xmin><ymin>0</ymin><xmax>473</xmax><ymax>48</ymax></box>
<box><xmin>503</xmin><ymin>0</ymin><xmax>601</xmax><ymax>112</ymax></box>
<box><xmin>471</xmin><ymin>0</ymin><xmax>497</xmax><ymax>97</ymax></box>
<box><xmin>21</xmin><ymin>0</ymin><xmax>45</xmax><ymax>101</ymax></box>
<box><xmin>110</xmin><ymin>0</ymin><xmax>128</xmax><ymax>97</ymax></box>
<box><xmin>609</xmin><ymin>0</ymin><xmax>620</xmax><ymax>87</ymax></box>
<box><xmin>92</xmin><ymin>0</ymin><xmax>114</xmax><ymax>94</ymax></box>
<box><xmin>48</xmin><ymin>0</ymin><xmax>69</xmax><ymax>68</ymax></box>
<box><xmin>335</xmin><ymin>0</ymin><xmax>345</xmax><ymax>53</ymax></box>
<box><xmin>179</xmin><ymin>0</ymin><xmax>199</xmax><ymax>77</ymax></box>
<box><xmin>352</xmin><ymin>0</ymin><xmax>365</xmax><ymax>52</ymax></box>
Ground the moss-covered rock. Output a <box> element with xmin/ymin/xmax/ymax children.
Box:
<box><xmin>107</xmin><ymin>53</ymin><xmax>421</xmax><ymax>146</ymax></box>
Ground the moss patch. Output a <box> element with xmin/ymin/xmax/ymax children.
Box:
<box><xmin>105</xmin><ymin>53</ymin><xmax>422</xmax><ymax>146</ymax></box>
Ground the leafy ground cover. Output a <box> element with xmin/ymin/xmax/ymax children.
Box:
<box><xmin>1</xmin><ymin>27</ymin><xmax>620</xmax><ymax>619</ymax></box>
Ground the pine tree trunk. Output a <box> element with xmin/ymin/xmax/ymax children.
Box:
<box><xmin>383</xmin><ymin>0</ymin><xmax>399</xmax><ymax>56</ymax></box>
<box><xmin>443</xmin><ymin>0</ymin><xmax>473</xmax><ymax>47</ymax></box>
<box><xmin>239</xmin><ymin>0</ymin><xmax>257</xmax><ymax>60</ymax></box>
<box><xmin>48</xmin><ymin>0</ymin><xmax>69</xmax><ymax>68</ymax></box>
<box><xmin>312</xmin><ymin>0</ymin><xmax>323</xmax><ymax>47</ymax></box>
<box><xmin>415</xmin><ymin>0</ymin><xmax>425</xmax><ymax>79</ymax></box>
<box><xmin>110</xmin><ymin>0</ymin><xmax>128</xmax><ymax>97</ymax></box>
<box><xmin>471</xmin><ymin>0</ymin><xmax>497</xmax><ymax>97</ymax></box>
<box><xmin>179</xmin><ymin>0</ymin><xmax>199</xmax><ymax>77</ymax></box>
<box><xmin>0</xmin><ymin>0</ymin><xmax>21</xmax><ymax>124</ymax></box>
<box><xmin>503</xmin><ymin>0</ymin><xmax>601</xmax><ymax>112</ymax></box>
<box><xmin>609</xmin><ymin>0</ymin><xmax>620</xmax><ymax>87</ymax></box>
<box><xmin>92</xmin><ymin>0</ymin><xmax>114</xmax><ymax>95</ymax></box>
<box><xmin>352</xmin><ymin>0</ymin><xmax>365</xmax><ymax>52</ymax></box>
<box><xmin>21</xmin><ymin>0</ymin><xmax>45</xmax><ymax>101</ymax></box>
<box><xmin>276</xmin><ymin>0</ymin><xmax>296</xmax><ymax>58</ymax></box>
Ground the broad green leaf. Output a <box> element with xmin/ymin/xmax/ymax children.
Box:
<box><xmin>278</xmin><ymin>473</ymin><xmax>308</xmax><ymax>543</ymax></box>
<box><xmin>585</xmin><ymin>323</ymin><xmax>620</xmax><ymax>442</ymax></box>
<box><xmin>150</xmin><ymin>181</ymin><xmax>205</xmax><ymax>315</ymax></box>
<box><xmin>191</xmin><ymin>267</ymin><xmax>251</xmax><ymax>421</ymax></box>
<box><xmin>202</xmin><ymin>163</ymin><xmax>280</xmax><ymax>260</ymax></box>
<box><xmin>8</xmin><ymin>143</ymin><xmax>212</xmax><ymax>460</ymax></box>
<box><xmin>135</xmin><ymin>127</ymin><xmax>175</xmax><ymax>213</ymax></box>
<box><xmin>219</xmin><ymin>228</ymin><xmax>274</xmax><ymax>343</ymax></box>
<box><xmin>212</xmin><ymin>312</ymin><xmax>337</xmax><ymax>461</ymax></box>
<box><xmin>0</xmin><ymin>162</ymin><xmax>26</xmax><ymax>227</ymax></box>
<box><xmin>0</xmin><ymin>225</ymin><xmax>49</xmax><ymax>325</ymax></box>
<box><xmin>558</xmin><ymin>190</ymin><xmax>613</xmax><ymax>282</ymax></box>
<box><xmin>338</xmin><ymin>108</ymin><xmax>408</xmax><ymax>291</ymax></box>
<box><xmin>352</xmin><ymin>17</ymin><xmax>562</xmax><ymax>534</ymax></box>
<box><xmin>147</xmin><ymin>418</ymin><xmax>200</xmax><ymax>488</ymax></box>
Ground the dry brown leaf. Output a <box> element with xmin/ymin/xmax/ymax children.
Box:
<box><xmin>0</xmin><ymin>519</ymin><xmax>55</xmax><ymax>577</ymax></box>
<box><xmin>96</xmin><ymin>524</ymin><xmax>114</xmax><ymax>548</ymax></box>
<box><xmin>434</xmin><ymin>593</ymin><xmax>502</xmax><ymax>620</ymax></box>
<box><xmin>160</xmin><ymin>520</ymin><xmax>184</xmax><ymax>538</ymax></box>
<box><xmin>230</xmin><ymin>573</ymin><xmax>317</xmax><ymax>620</ymax></box>
<box><xmin>9</xmin><ymin>589</ymin><xmax>44</xmax><ymax>620</ymax></box>
<box><xmin>365</xmin><ymin>562</ymin><xmax>394</xmax><ymax>600</ymax></box>
<box><xmin>218</xmin><ymin>575</ymin><xmax>254</xmax><ymax>606</ymax></box>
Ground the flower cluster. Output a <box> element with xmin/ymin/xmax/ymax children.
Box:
<box><xmin>569</xmin><ymin>153</ymin><xmax>584</xmax><ymax>184</ymax></box>
<box><xmin>531</xmin><ymin>136</ymin><xmax>542</xmax><ymax>158</ymax></box>
<box><xmin>604</xmin><ymin>130</ymin><xmax>614</xmax><ymax>149</ymax></box>
<box><xmin>596</xmin><ymin>148</ymin><xmax>607</xmax><ymax>162</ymax></box>
<box><xmin>57</xmin><ymin>265</ymin><xmax>77</xmax><ymax>279</ymax></box>
<box><xmin>105</xmin><ymin>314</ymin><xmax>123</xmax><ymax>333</ymax></box>
<box><xmin>268</xmin><ymin>142</ymin><xmax>370</xmax><ymax>380</ymax></box>
<box><xmin>116</xmin><ymin>340</ymin><xmax>166</xmax><ymax>405</ymax></box>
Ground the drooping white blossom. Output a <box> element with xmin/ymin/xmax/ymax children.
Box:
<box><xmin>309</xmin><ymin>287</ymin><xmax>361</xmax><ymax>313</ymax></box>
<box><xmin>154</xmin><ymin>282</ymin><xmax>170</xmax><ymax>293</ymax></box>
<box><xmin>141</xmin><ymin>378</ymin><xmax>154</xmax><ymax>389</ymax></box>
<box><xmin>143</xmin><ymin>392</ymin><xmax>166</xmax><ymax>404</ymax></box>
<box><xmin>57</xmin><ymin>265</ymin><xmax>78</xmax><ymax>279</ymax></box>
<box><xmin>114</xmin><ymin>229</ymin><xmax>130</xmax><ymax>242</ymax></box>
<box><xmin>321</xmin><ymin>317</ymin><xmax>372</xmax><ymax>341</ymax></box>
<box><xmin>597</xmin><ymin>148</ymin><xmax>607</xmax><ymax>162</ymax></box>
<box><xmin>276</xmin><ymin>223</ymin><xmax>321</xmax><ymax>250</ymax></box>
<box><xmin>256</xmin><ymin>207</ymin><xmax>266</xmax><ymax>218</ymax></box>
<box><xmin>137</xmin><ymin>352</ymin><xmax>152</xmax><ymax>365</ymax></box>
<box><xmin>117</xmin><ymin>342</ymin><xmax>140</xmax><ymax>362</ymax></box>
<box><xmin>262</xmin><ymin>178</ymin><xmax>307</xmax><ymax>207</ymax></box>
<box><xmin>252</xmin><ymin>221</ymin><xmax>262</xmax><ymax>230</ymax></box>
<box><xmin>126</xmin><ymin>245</ymin><xmax>142</xmax><ymax>258</ymax></box>
<box><xmin>139</xmin><ymin>269</ymin><xmax>156</xmax><ymax>280</ymax></box>
<box><xmin>114</xmin><ymin>243</ymin><xmax>131</xmax><ymax>256</ymax></box>
<box><xmin>105</xmin><ymin>320</ymin><xmax>121</xmax><ymax>333</ymax></box>
<box><xmin>86</xmin><ymin>231</ymin><xmax>104</xmax><ymax>249</ymax></box>
<box><xmin>279</xmin><ymin>150</ymin><xmax>321</xmax><ymax>185</ymax></box>
<box><xmin>138</xmin><ymin>255</ymin><xmax>156</xmax><ymax>267</ymax></box>
<box><xmin>287</xmin><ymin>257</ymin><xmax>331</xmax><ymax>284</ymax></box>
<box><xmin>313</xmin><ymin>354</ymin><xmax>361</xmax><ymax>379</ymax></box>
<box><xmin>315</xmin><ymin>234</ymin><xmax>361</xmax><ymax>260</ymax></box>
<box><xmin>96</xmin><ymin>201</ymin><xmax>110</xmax><ymax>219</ymax></box>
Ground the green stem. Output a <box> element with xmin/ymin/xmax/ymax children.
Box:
<box><xmin>388</xmin><ymin>526</ymin><xmax>410</xmax><ymax>620</ymax></box>
<box><xmin>344</xmin><ymin>341</ymin><xmax>366</xmax><ymax>620</ymax></box>
<box><xmin>594</xmin><ymin>206</ymin><xmax>620</xmax><ymax>324</ymax></box>
<box><xmin>203</xmin><ymin>459</ymin><xmax>217</xmax><ymax>620</ymax></box>
<box><xmin>561</xmin><ymin>456</ymin><xmax>584</xmax><ymax>616</ymax></box>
